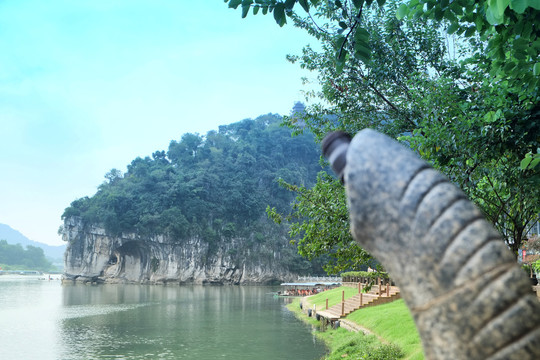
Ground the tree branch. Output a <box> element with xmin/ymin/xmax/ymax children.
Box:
<box><xmin>338</xmin><ymin>6</ymin><xmax>363</xmax><ymax>60</ymax></box>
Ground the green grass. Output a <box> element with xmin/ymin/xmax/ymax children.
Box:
<box><xmin>346</xmin><ymin>299</ymin><xmax>424</xmax><ymax>360</ymax></box>
<box><xmin>307</xmin><ymin>286</ymin><xmax>359</xmax><ymax>310</ymax></box>
<box><xmin>287</xmin><ymin>298</ymin><xmax>403</xmax><ymax>360</ymax></box>
<box><xmin>296</xmin><ymin>286</ymin><xmax>424</xmax><ymax>360</ymax></box>
<box><xmin>317</xmin><ymin>328</ymin><xmax>404</xmax><ymax>360</ymax></box>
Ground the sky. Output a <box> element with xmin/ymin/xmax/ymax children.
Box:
<box><xmin>0</xmin><ymin>0</ymin><xmax>319</xmax><ymax>246</ymax></box>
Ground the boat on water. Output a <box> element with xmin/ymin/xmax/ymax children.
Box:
<box><xmin>277</xmin><ymin>281</ymin><xmax>341</xmax><ymax>297</ymax></box>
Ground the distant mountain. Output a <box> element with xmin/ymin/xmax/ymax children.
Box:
<box><xmin>0</xmin><ymin>223</ymin><xmax>66</xmax><ymax>261</ymax></box>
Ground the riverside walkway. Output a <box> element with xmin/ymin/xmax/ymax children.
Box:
<box><xmin>304</xmin><ymin>282</ymin><xmax>401</xmax><ymax>322</ymax></box>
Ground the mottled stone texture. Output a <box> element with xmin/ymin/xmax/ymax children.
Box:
<box><xmin>339</xmin><ymin>129</ymin><xmax>540</xmax><ymax>359</ymax></box>
<box><xmin>62</xmin><ymin>217</ymin><xmax>294</xmax><ymax>285</ymax></box>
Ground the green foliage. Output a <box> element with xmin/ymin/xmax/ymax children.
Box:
<box><xmin>62</xmin><ymin>114</ymin><xmax>327</xmax><ymax>275</ymax></box>
<box><xmin>287</xmin><ymin>287</ymin><xmax>424</xmax><ymax>360</ymax></box>
<box><xmin>402</xmin><ymin>0</ymin><xmax>540</xmax><ymax>92</ymax></box>
<box><xmin>402</xmin><ymin>66</ymin><xmax>540</xmax><ymax>253</ymax></box>
<box><xmin>268</xmin><ymin>172</ymin><xmax>371</xmax><ymax>274</ymax></box>
<box><xmin>229</xmin><ymin>0</ymin><xmax>540</xmax><ymax>256</ymax></box>
<box><xmin>224</xmin><ymin>0</ymin><xmax>389</xmax><ymax>70</ymax></box>
<box><xmin>288</xmin><ymin>294</ymin><xmax>420</xmax><ymax>359</ymax></box>
<box><xmin>346</xmin><ymin>299</ymin><xmax>423</xmax><ymax>359</ymax></box>
<box><xmin>521</xmin><ymin>152</ymin><xmax>540</xmax><ymax>170</ymax></box>
<box><xmin>323</xmin><ymin>333</ymin><xmax>404</xmax><ymax>360</ymax></box>
<box><xmin>533</xmin><ymin>258</ymin><xmax>540</xmax><ymax>273</ymax></box>
<box><xmin>400</xmin><ymin>0</ymin><xmax>540</xmax><ymax>201</ymax></box>
<box><xmin>0</xmin><ymin>239</ymin><xmax>55</xmax><ymax>272</ymax></box>
<box><xmin>341</xmin><ymin>270</ymin><xmax>389</xmax><ymax>281</ymax></box>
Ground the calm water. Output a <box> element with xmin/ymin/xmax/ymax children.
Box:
<box><xmin>0</xmin><ymin>275</ymin><xmax>326</xmax><ymax>360</ymax></box>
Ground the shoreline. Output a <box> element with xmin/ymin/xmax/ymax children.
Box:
<box><xmin>286</xmin><ymin>297</ymin><xmax>401</xmax><ymax>360</ymax></box>
<box><xmin>284</xmin><ymin>287</ymin><xmax>424</xmax><ymax>360</ymax></box>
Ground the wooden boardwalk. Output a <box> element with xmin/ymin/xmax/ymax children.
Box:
<box><xmin>312</xmin><ymin>285</ymin><xmax>401</xmax><ymax>322</ymax></box>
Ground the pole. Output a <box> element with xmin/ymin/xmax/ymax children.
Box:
<box><xmin>341</xmin><ymin>290</ymin><xmax>345</xmax><ymax>316</ymax></box>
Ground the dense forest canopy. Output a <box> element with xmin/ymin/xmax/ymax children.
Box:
<box><xmin>61</xmin><ymin>114</ymin><xmax>328</xmax><ymax>273</ymax></box>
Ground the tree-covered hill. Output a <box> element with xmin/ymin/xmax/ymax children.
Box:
<box><xmin>0</xmin><ymin>240</ymin><xmax>56</xmax><ymax>272</ymax></box>
<box><xmin>62</xmin><ymin>113</ymin><xmax>326</xmax><ymax>275</ymax></box>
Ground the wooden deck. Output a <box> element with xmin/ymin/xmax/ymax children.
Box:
<box><xmin>308</xmin><ymin>284</ymin><xmax>401</xmax><ymax>322</ymax></box>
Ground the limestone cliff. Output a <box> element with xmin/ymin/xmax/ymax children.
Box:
<box><xmin>62</xmin><ymin>217</ymin><xmax>295</xmax><ymax>284</ymax></box>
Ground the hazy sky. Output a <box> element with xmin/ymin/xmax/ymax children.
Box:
<box><xmin>0</xmin><ymin>1</ymin><xmax>318</xmax><ymax>246</ymax></box>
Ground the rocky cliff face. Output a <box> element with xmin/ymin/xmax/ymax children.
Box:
<box><xmin>62</xmin><ymin>217</ymin><xmax>295</xmax><ymax>285</ymax></box>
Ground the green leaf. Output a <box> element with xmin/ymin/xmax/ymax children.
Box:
<box><xmin>228</xmin><ymin>0</ymin><xmax>242</xmax><ymax>9</ymax></box>
<box><xmin>335</xmin><ymin>35</ymin><xmax>347</xmax><ymax>50</ymax></box>
<box><xmin>434</xmin><ymin>7</ymin><xmax>444</xmax><ymax>21</ymax></box>
<box><xmin>298</xmin><ymin>0</ymin><xmax>310</xmax><ymax>12</ymax></box>
<box><xmin>464</xmin><ymin>26</ymin><xmax>476</xmax><ymax>37</ymax></box>
<box><xmin>509</xmin><ymin>0</ymin><xmax>528</xmax><ymax>13</ymax></box>
<box><xmin>520</xmin><ymin>154</ymin><xmax>532</xmax><ymax>169</ymax></box>
<box><xmin>486</xmin><ymin>4</ymin><xmax>504</xmax><ymax>24</ymax></box>
<box><xmin>242</xmin><ymin>5</ymin><xmax>249</xmax><ymax>17</ymax></box>
<box><xmin>376</xmin><ymin>0</ymin><xmax>386</xmax><ymax>6</ymax></box>
<box><xmin>503</xmin><ymin>61</ymin><xmax>516</xmax><ymax>72</ymax></box>
<box><xmin>396</xmin><ymin>4</ymin><xmax>408</xmax><ymax>19</ymax></box>
<box><xmin>273</xmin><ymin>3</ymin><xmax>287</xmax><ymax>26</ymax></box>
<box><xmin>241</xmin><ymin>1</ymin><xmax>253</xmax><ymax>18</ymax></box>
<box><xmin>496</xmin><ymin>0</ymin><xmax>510</xmax><ymax>16</ymax></box>
<box><xmin>513</xmin><ymin>37</ymin><xmax>528</xmax><ymax>51</ymax></box>
<box><xmin>474</xmin><ymin>14</ymin><xmax>484</xmax><ymax>32</ymax></box>
<box><xmin>354</xmin><ymin>44</ymin><xmax>371</xmax><ymax>62</ymax></box>
<box><xmin>522</xmin><ymin>21</ymin><xmax>533</xmax><ymax>37</ymax></box>
<box><xmin>354</xmin><ymin>27</ymin><xmax>370</xmax><ymax>42</ymax></box>
<box><xmin>528</xmin><ymin>0</ymin><xmax>540</xmax><ymax>10</ymax></box>
<box><xmin>339</xmin><ymin>21</ymin><xmax>348</xmax><ymax>29</ymax></box>
<box><xmin>335</xmin><ymin>48</ymin><xmax>348</xmax><ymax>74</ymax></box>
<box><xmin>450</xmin><ymin>1</ymin><xmax>464</xmax><ymax>15</ymax></box>
<box><xmin>352</xmin><ymin>0</ymin><xmax>364</xmax><ymax>8</ymax></box>
<box><xmin>534</xmin><ymin>63</ymin><xmax>540</xmax><ymax>76</ymax></box>
<box><xmin>253</xmin><ymin>5</ymin><xmax>260</xmax><ymax>14</ymax></box>
<box><xmin>444</xmin><ymin>10</ymin><xmax>458</xmax><ymax>22</ymax></box>
<box><xmin>284</xmin><ymin>0</ymin><xmax>296</xmax><ymax>10</ymax></box>
<box><xmin>447</xmin><ymin>23</ymin><xmax>459</xmax><ymax>34</ymax></box>
<box><xmin>337</xmin><ymin>48</ymin><xmax>347</xmax><ymax>61</ymax></box>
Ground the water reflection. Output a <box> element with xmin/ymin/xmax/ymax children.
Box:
<box><xmin>57</xmin><ymin>285</ymin><xmax>325</xmax><ymax>360</ymax></box>
<box><xmin>0</xmin><ymin>278</ymin><xmax>325</xmax><ymax>360</ymax></box>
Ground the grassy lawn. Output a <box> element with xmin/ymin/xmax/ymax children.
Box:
<box><xmin>346</xmin><ymin>299</ymin><xmax>424</xmax><ymax>360</ymax></box>
<box><xmin>306</xmin><ymin>286</ymin><xmax>359</xmax><ymax>310</ymax></box>
<box><xmin>287</xmin><ymin>298</ymin><xmax>403</xmax><ymax>360</ymax></box>
<box><xmin>291</xmin><ymin>286</ymin><xmax>424</xmax><ymax>360</ymax></box>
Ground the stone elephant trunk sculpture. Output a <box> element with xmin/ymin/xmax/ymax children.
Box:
<box><xmin>322</xmin><ymin>129</ymin><xmax>540</xmax><ymax>360</ymax></box>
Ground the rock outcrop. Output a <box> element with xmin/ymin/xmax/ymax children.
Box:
<box><xmin>62</xmin><ymin>217</ymin><xmax>295</xmax><ymax>285</ymax></box>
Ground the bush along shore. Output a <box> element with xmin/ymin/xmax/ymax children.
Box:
<box><xmin>286</xmin><ymin>286</ymin><xmax>424</xmax><ymax>360</ymax></box>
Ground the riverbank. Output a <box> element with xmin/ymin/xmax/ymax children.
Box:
<box><xmin>286</xmin><ymin>286</ymin><xmax>424</xmax><ymax>360</ymax></box>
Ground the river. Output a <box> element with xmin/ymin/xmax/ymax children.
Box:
<box><xmin>0</xmin><ymin>275</ymin><xmax>326</xmax><ymax>360</ymax></box>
